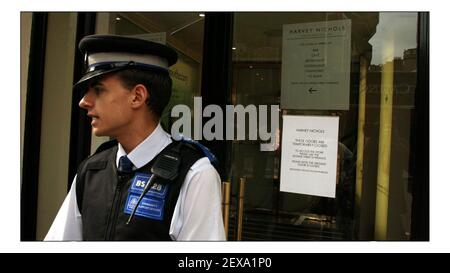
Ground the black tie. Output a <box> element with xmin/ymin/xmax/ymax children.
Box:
<box><xmin>118</xmin><ymin>155</ymin><xmax>133</xmax><ymax>174</ymax></box>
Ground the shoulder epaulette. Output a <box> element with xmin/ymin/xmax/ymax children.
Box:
<box><xmin>173</xmin><ymin>138</ymin><xmax>219</xmax><ymax>167</ymax></box>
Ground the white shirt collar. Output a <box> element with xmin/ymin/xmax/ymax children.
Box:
<box><xmin>116</xmin><ymin>123</ymin><xmax>172</xmax><ymax>169</ymax></box>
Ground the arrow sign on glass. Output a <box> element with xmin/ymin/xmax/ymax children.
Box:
<box><xmin>308</xmin><ymin>87</ymin><xmax>318</xmax><ymax>94</ymax></box>
<box><xmin>281</xmin><ymin>19</ymin><xmax>351</xmax><ymax>110</ymax></box>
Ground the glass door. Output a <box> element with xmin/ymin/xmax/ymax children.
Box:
<box><xmin>229</xmin><ymin>12</ymin><xmax>418</xmax><ymax>240</ymax></box>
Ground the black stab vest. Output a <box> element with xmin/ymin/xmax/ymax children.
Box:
<box><xmin>75</xmin><ymin>140</ymin><xmax>204</xmax><ymax>241</ymax></box>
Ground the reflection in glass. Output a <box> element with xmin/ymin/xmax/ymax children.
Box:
<box><xmin>230</xmin><ymin>12</ymin><xmax>417</xmax><ymax>241</ymax></box>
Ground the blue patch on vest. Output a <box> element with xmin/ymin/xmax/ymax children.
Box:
<box><xmin>124</xmin><ymin>172</ymin><xmax>169</xmax><ymax>221</ymax></box>
<box><xmin>124</xmin><ymin>194</ymin><xmax>165</xmax><ymax>220</ymax></box>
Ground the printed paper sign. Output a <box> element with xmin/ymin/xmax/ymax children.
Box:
<box><xmin>281</xmin><ymin>19</ymin><xmax>351</xmax><ymax>110</ymax></box>
<box><xmin>280</xmin><ymin>115</ymin><xmax>339</xmax><ymax>198</ymax></box>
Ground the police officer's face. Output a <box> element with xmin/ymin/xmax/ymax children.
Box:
<box><xmin>79</xmin><ymin>74</ymin><xmax>134</xmax><ymax>137</ymax></box>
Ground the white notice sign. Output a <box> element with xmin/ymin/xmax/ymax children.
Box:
<box><xmin>281</xmin><ymin>19</ymin><xmax>351</xmax><ymax>110</ymax></box>
<box><xmin>280</xmin><ymin>115</ymin><xmax>339</xmax><ymax>198</ymax></box>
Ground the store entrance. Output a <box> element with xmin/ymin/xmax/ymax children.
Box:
<box><xmin>227</xmin><ymin>12</ymin><xmax>418</xmax><ymax>241</ymax></box>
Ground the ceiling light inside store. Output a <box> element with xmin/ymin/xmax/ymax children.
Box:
<box><xmin>199</xmin><ymin>13</ymin><xmax>205</xmax><ymax>17</ymax></box>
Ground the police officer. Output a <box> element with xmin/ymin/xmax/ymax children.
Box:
<box><xmin>44</xmin><ymin>35</ymin><xmax>225</xmax><ymax>241</ymax></box>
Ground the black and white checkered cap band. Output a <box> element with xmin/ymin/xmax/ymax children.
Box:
<box><xmin>87</xmin><ymin>52</ymin><xmax>169</xmax><ymax>71</ymax></box>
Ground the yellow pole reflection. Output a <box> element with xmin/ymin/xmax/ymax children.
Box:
<box><xmin>374</xmin><ymin>44</ymin><xmax>394</xmax><ymax>240</ymax></box>
<box><xmin>355</xmin><ymin>56</ymin><xmax>368</xmax><ymax>225</ymax></box>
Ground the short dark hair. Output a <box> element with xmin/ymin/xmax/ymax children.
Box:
<box><xmin>116</xmin><ymin>68</ymin><xmax>172</xmax><ymax>118</ymax></box>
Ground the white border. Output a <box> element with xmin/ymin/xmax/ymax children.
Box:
<box><xmin>4</xmin><ymin>0</ymin><xmax>449</xmax><ymax>253</ymax></box>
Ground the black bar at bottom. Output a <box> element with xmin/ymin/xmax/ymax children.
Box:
<box><xmin>0</xmin><ymin>253</ymin><xmax>448</xmax><ymax>272</ymax></box>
